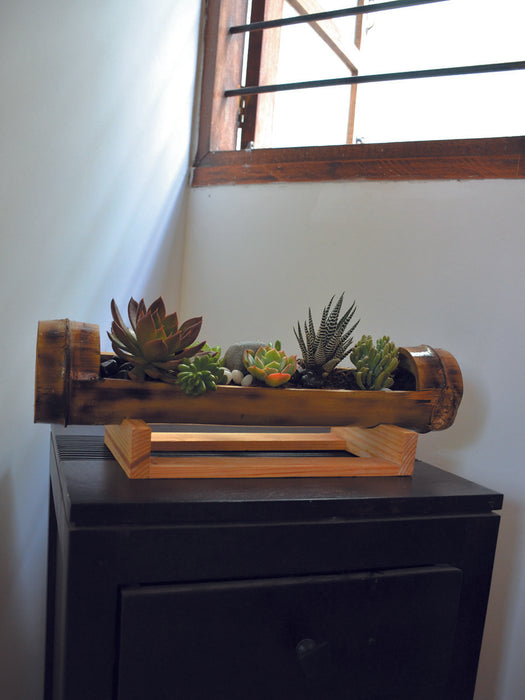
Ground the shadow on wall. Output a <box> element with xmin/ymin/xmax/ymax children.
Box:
<box><xmin>415</xmin><ymin>373</ymin><xmax>518</xmax><ymax>698</ymax></box>
<box><xmin>416</xmin><ymin>374</ymin><xmax>488</xmax><ymax>471</ymax></box>
<box><xmin>475</xmin><ymin>498</ymin><xmax>524</xmax><ymax>699</ymax></box>
<box><xmin>0</xmin><ymin>470</ymin><xmax>31</xmax><ymax>696</ymax></box>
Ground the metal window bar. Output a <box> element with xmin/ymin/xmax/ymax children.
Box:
<box><xmin>229</xmin><ymin>0</ymin><xmax>449</xmax><ymax>34</ymax></box>
<box><xmin>226</xmin><ymin>1</ymin><xmax>524</xmax><ymax>98</ymax></box>
<box><xmin>225</xmin><ymin>61</ymin><xmax>525</xmax><ymax>97</ymax></box>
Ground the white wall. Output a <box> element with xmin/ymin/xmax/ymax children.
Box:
<box><xmin>0</xmin><ymin>2</ymin><xmax>200</xmax><ymax>697</ymax></box>
<box><xmin>183</xmin><ymin>179</ymin><xmax>525</xmax><ymax>700</ymax></box>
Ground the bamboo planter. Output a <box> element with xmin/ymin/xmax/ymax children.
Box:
<box><xmin>34</xmin><ymin>319</ymin><xmax>463</xmax><ymax>478</ymax></box>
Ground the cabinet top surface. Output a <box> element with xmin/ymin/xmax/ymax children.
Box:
<box><xmin>50</xmin><ymin>427</ymin><xmax>503</xmax><ymax>527</ymax></box>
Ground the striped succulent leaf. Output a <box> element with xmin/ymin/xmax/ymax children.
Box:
<box><xmin>294</xmin><ymin>294</ymin><xmax>359</xmax><ymax>374</ymax></box>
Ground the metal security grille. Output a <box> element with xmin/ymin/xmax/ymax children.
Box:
<box><xmin>225</xmin><ymin>0</ymin><xmax>525</xmax><ymax>98</ymax></box>
<box><xmin>230</xmin><ymin>0</ymin><xmax>449</xmax><ymax>33</ymax></box>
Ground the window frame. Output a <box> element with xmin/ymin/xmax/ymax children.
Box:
<box><xmin>192</xmin><ymin>0</ymin><xmax>525</xmax><ymax>186</ymax></box>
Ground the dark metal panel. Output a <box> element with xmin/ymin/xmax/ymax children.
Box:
<box><xmin>118</xmin><ymin>566</ymin><xmax>462</xmax><ymax>700</ymax></box>
<box><xmin>45</xmin><ymin>428</ymin><xmax>502</xmax><ymax>700</ymax></box>
<box><xmin>51</xmin><ymin>429</ymin><xmax>503</xmax><ymax>528</ymax></box>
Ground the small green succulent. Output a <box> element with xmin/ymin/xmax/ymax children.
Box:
<box><xmin>243</xmin><ymin>341</ymin><xmax>297</xmax><ymax>387</ymax></box>
<box><xmin>200</xmin><ymin>343</ymin><xmax>223</xmax><ymax>364</ymax></box>
<box><xmin>294</xmin><ymin>293</ymin><xmax>359</xmax><ymax>375</ymax></box>
<box><xmin>350</xmin><ymin>335</ymin><xmax>399</xmax><ymax>391</ymax></box>
<box><xmin>175</xmin><ymin>353</ymin><xmax>226</xmax><ymax>396</ymax></box>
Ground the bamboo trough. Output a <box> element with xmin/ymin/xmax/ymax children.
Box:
<box><xmin>34</xmin><ymin>320</ymin><xmax>463</xmax><ymax>479</ymax></box>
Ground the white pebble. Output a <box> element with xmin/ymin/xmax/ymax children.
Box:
<box><xmin>231</xmin><ymin>369</ymin><xmax>244</xmax><ymax>385</ymax></box>
<box><xmin>221</xmin><ymin>368</ymin><xmax>232</xmax><ymax>384</ymax></box>
<box><xmin>241</xmin><ymin>373</ymin><xmax>254</xmax><ymax>386</ymax></box>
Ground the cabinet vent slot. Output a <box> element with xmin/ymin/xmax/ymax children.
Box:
<box><xmin>55</xmin><ymin>436</ymin><xmax>112</xmax><ymax>461</ymax></box>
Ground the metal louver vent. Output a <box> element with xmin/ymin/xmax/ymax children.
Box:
<box><xmin>55</xmin><ymin>436</ymin><xmax>113</xmax><ymax>461</ymax></box>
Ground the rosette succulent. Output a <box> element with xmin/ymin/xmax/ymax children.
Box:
<box><xmin>294</xmin><ymin>293</ymin><xmax>359</xmax><ymax>375</ymax></box>
<box><xmin>350</xmin><ymin>335</ymin><xmax>399</xmax><ymax>390</ymax></box>
<box><xmin>176</xmin><ymin>353</ymin><xmax>226</xmax><ymax>396</ymax></box>
<box><xmin>107</xmin><ymin>297</ymin><xmax>206</xmax><ymax>383</ymax></box>
<box><xmin>243</xmin><ymin>341</ymin><xmax>297</xmax><ymax>387</ymax></box>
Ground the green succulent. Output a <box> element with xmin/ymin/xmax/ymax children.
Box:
<box><xmin>350</xmin><ymin>335</ymin><xmax>399</xmax><ymax>391</ymax></box>
<box><xmin>243</xmin><ymin>341</ymin><xmax>297</xmax><ymax>387</ymax></box>
<box><xmin>294</xmin><ymin>294</ymin><xmax>359</xmax><ymax>374</ymax></box>
<box><xmin>200</xmin><ymin>343</ymin><xmax>223</xmax><ymax>364</ymax></box>
<box><xmin>107</xmin><ymin>297</ymin><xmax>205</xmax><ymax>383</ymax></box>
<box><xmin>176</xmin><ymin>354</ymin><xmax>226</xmax><ymax>396</ymax></box>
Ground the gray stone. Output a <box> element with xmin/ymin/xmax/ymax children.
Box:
<box><xmin>223</xmin><ymin>342</ymin><xmax>265</xmax><ymax>372</ymax></box>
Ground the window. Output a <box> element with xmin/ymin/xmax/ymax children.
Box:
<box><xmin>193</xmin><ymin>0</ymin><xmax>525</xmax><ymax>185</ymax></box>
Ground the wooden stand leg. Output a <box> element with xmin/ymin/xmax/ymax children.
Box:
<box><xmin>105</xmin><ymin>419</ymin><xmax>151</xmax><ymax>478</ymax></box>
<box><xmin>331</xmin><ymin>425</ymin><xmax>418</xmax><ymax>476</ymax></box>
<box><xmin>104</xmin><ymin>421</ymin><xmax>418</xmax><ymax>479</ymax></box>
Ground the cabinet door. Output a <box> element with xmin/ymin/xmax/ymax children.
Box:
<box><xmin>118</xmin><ymin>565</ymin><xmax>461</xmax><ymax>700</ymax></box>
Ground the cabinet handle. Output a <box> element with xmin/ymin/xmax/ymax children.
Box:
<box><xmin>295</xmin><ymin>638</ymin><xmax>335</xmax><ymax>680</ymax></box>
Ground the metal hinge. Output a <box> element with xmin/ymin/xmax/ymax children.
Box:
<box><xmin>237</xmin><ymin>97</ymin><xmax>247</xmax><ymax>128</ymax></box>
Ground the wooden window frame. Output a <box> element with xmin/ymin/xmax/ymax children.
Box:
<box><xmin>192</xmin><ymin>0</ymin><xmax>525</xmax><ymax>186</ymax></box>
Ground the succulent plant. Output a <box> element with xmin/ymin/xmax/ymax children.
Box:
<box><xmin>294</xmin><ymin>294</ymin><xmax>359</xmax><ymax>375</ymax></box>
<box><xmin>107</xmin><ymin>297</ymin><xmax>206</xmax><ymax>383</ymax></box>
<box><xmin>176</xmin><ymin>353</ymin><xmax>226</xmax><ymax>396</ymax></box>
<box><xmin>243</xmin><ymin>341</ymin><xmax>297</xmax><ymax>387</ymax></box>
<box><xmin>350</xmin><ymin>335</ymin><xmax>399</xmax><ymax>391</ymax></box>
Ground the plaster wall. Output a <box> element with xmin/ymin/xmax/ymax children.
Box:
<box><xmin>0</xmin><ymin>2</ymin><xmax>200</xmax><ymax>697</ymax></box>
<box><xmin>183</xmin><ymin>179</ymin><xmax>525</xmax><ymax>700</ymax></box>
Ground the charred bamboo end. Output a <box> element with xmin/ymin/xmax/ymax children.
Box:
<box><xmin>398</xmin><ymin>345</ymin><xmax>463</xmax><ymax>430</ymax></box>
<box><xmin>34</xmin><ymin>319</ymin><xmax>100</xmax><ymax>425</ymax></box>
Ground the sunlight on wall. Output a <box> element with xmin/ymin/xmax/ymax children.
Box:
<box><xmin>0</xmin><ymin>2</ymin><xmax>201</xmax><ymax>698</ymax></box>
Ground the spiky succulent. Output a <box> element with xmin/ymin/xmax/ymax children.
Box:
<box><xmin>294</xmin><ymin>294</ymin><xmax>359</xmax><ymax>374</ymax></box>
<box><xmin>108</xmin><ymin>297</ymin><xmax>206</xmax><ymax>383</ymax></box>
<box><xmin>176</xmin><ymin>354</ymin><xmax>226</xmax><ymax>396</ymax></box>
<box><xmin>243</xmin><ymin>341</ymin><xmax>297</xmax><ymax>387</ymax></box>
<box><xmin>350</xmin><ymin>335</ymin><xmax>399</xmax><ymax>391</ymax></box>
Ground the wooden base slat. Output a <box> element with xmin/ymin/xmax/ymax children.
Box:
<box><xmin>148</xmin><ymin>455</ymin><xmax>400</xmax><ymax>479</ymax></box>
<box><xmin>104</xmin><ymin>420</ymin><xmax>418</xmax><ymax>479</ymax></box>
<box><xmin>150</xmin><ymin>431</ymin><xmax>347</xmax><ymax>452</ymax></box>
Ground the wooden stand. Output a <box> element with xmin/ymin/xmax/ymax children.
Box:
<box><xmin>104</xmin><ymin>420</ymin><xmax>418</xmax><ymax>479</ymax></box>
<box><xmin>35</xmin><ymin>318</ymin><xmax>462</xmax><ymax>480</ymax></box>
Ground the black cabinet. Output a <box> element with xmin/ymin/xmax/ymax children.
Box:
<box><xmin>45</xmin><ymin>427</ymin><xmax>502</xmax><ymax>700</ymax></box>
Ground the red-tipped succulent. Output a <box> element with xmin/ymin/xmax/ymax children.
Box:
<box><xmin>108</xmin><ymin>297</ymin><xmax>205</xmax><ymax>383</ymax></box>
<box><xmin>243</xmin><ymin>341</ymin><xmax>297</xmax><ymax>387</ymax></box>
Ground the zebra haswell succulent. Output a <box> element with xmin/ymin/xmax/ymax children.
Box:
<box><xmin>243</xmin><ymin>341</ymin><xmax>297</xmax><ymax>387</ymax></box>
<box><xmin>107</xmin><ymin>297</ymin><xmax>206</xmax><ymax>383</ymax></box>
<box><xmin>294</xmin><ymin>294</ymin><xmax>359</xmax><ymax>374</ymax></box>
<box><xmin>350</xmin><ymin>335</ymin><xmax>399</xmax><ymax>391</ymax></box>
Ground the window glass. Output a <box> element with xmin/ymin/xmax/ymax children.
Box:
<box><xmin>250</xmin><ymin>0</ymin><xmax>525</xmax><ymax>148</ymax></box>
<box><xmin>353</xmin><ymin>0</ymin><xmax>525</xmax><ymax>143</ymax></box>
<box><xmin>270</xmin><ymin>7</ymin><xmax>353</xmax><ymax>147</ymax></box>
